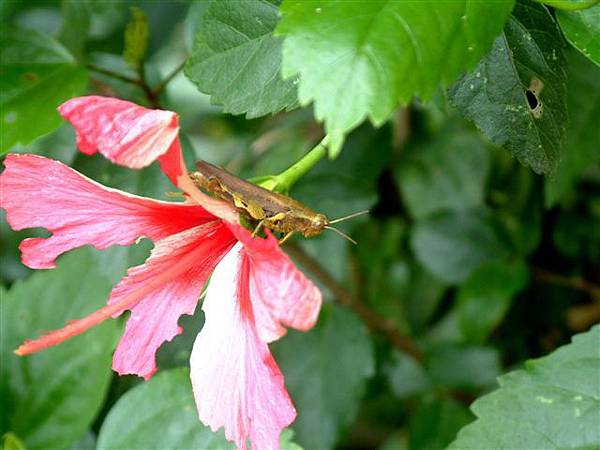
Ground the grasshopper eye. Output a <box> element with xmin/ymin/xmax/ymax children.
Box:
<box><xmin>312</xmin><ymin>214</ymin><xmax>327</xmax><ymax>230</ymax></box>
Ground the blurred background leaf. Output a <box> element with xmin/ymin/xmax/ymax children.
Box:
<box><xmin>0</xmin><ymin>26</ymin><xmax>87</xmax><ymax>153</ymax></box>
<box><xmin>545</xmin><ymin>50</ymin><xmax>600</xmax><ymax>206</ymax></box>
<box><xmin>273</xmin><ymin>304</ymin><xmax>375</xmax><ymax>450</ymax></box>
<box><xmin>0</xmin><ymin>248</ymin><xmax>120</xmax><ymax>449</ymax></box>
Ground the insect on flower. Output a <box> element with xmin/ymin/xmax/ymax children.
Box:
<box><xmin>191</xmin><ymin>160</ymin><xmax>367</xmax><ymax>244</ymax></box>
<box><xmin>0</xmin><ymin>96</ymin><xmax>323</xmax><ymax>450</ymax></box>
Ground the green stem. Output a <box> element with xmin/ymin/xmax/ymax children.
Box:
<box><xmin>152</xmin><ymin>60</ymin><xmax>186</xmax><ymax>96</ymax></box>
<box><xmin>534</xmin><ymin>0</ymin><xmax>599</xmax><ymax>11</ymax></box>
<box><xmin>275</xmin><ymin>138</ymin><xmax>328</xmax><ymax>191</ymax></box>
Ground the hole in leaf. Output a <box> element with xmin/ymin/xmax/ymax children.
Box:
<box><xmin>527</xmin><ymin>77</ymin><xmax>544</xmax><ymax>119</ymax></box>
<box><xmin>526</xmin><ymin>90</ymin><xmax>538</xmax><ymax>110</ymax></box>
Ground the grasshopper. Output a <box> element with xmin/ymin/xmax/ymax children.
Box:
<box><xmin>190</xmin><ymin>161</ymin><xmax>364</xmax><ymax>243</ymax></box>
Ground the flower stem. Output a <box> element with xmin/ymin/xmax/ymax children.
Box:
<box><xmin>275</xmin><ymin>138</ymin><xmax>327</xmax><ymax>192</ymax></box>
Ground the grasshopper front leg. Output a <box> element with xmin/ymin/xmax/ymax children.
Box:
<box><xmin>278</xmin><ymin>231</ymin><xmax>295</xmax><ymax>245</ymax></box>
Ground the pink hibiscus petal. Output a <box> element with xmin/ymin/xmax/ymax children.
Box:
<box><xmin>230</xmin><ymin>224</ymin><xmax>322</xmax><ymax>342</ymax></box>
<box><xmin>191</xmin><ymin>244</ymin><xmax>296</xmax><ymax>450</ymax></box>
<box><xmin>0</xmin><ymin>154</ymin><xmax>211</xmax><ymax>269</ymax></box>
<box><xmin>59</xmin><ymin>96</ymin><xmax>179</xmax><ymax>171</ymax></box>
<box><xmin>14</xmin><ymin>222</ymin><xmax>235</xmax><ymax>361</ymax></box>
<box><xmin>110</xmin><ymin>222</ymin><xmax>236</xmax><ymax>379</ymax></box>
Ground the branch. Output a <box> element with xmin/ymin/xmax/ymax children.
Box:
<box><xmin>286</xmin><ymin>243</ymin><xmax>424</xmax><ymax>361</ymax></box>
<box><xmin>87</xmin><ymin>63</ymin><xmax>140</xmax><ymax>85</ymax></box>
<box><xmin>86</xmin><ymin>63</ymin><xmax>160</xmax><ymax>109</ymax></box>
<box><xmin>532</xmin><ymin>266</ymin><xmax>600</xmax><ymax>300</ymax></box>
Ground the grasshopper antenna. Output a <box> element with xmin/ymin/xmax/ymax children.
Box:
<box><xmin>325</xmin><ymin>226</ymin><xmax>357</xmax><ymax>245</ymax></box>
<box><xmin>329</xmin><ymin>209</ymin><xmax>369</xmax><ymax>224</ymax></box>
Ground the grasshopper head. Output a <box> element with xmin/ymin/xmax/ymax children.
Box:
<box><xmin>303</xmin><ymin>213</ymin><xmax>328</xmax><ymax>237</ymax></box>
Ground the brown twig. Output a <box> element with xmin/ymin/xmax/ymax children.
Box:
<box><xmin>136</xmin><ymin>63</ymin><xmax>161</xmax><ymax>109</ymax></box>
<box><xmin>87</xmin><ymin>63</ymin><xmax>140</xmax><ymax>85</ymax></box>
<box><xmin>285</xmin><ymin>243</ymin><xmax>424</xmax><ymax>361</ymax></box>
<box><xmin>532</xmin><ymin>266</ymin><xmax>600</xmax><ymax>300</ymax></box>
<box><xmin>87</xmin><ymin>60</ymin><xmax>186</xmax><ymax>110</ymax></box>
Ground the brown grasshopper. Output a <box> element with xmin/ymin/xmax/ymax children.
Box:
<box><xmin>189</xmin><ymin>161</ymin><xmax>364</xmax><ymax>243</ymax></box>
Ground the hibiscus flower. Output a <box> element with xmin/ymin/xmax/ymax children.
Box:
<box><xmin>0</xmin><ymin>96</ymin><xmax>322</xmax><ymax>450</ymax></box>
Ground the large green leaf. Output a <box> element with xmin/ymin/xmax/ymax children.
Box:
<box><xmin>456</xmin><ymin>260</ymin><xmax>529</xmax><ymax>344</ymax></box>
<box><xmin>449</xmin><ymin>2</ymin><xmax>568</xmax><ymax>174</ymax></box>
<box><xmin>396</xmin><ymin>127</ymin><xmax>490</xmax><ymax>219</ymax></box>
<box><xmin>97</xmin><ymin>368</ymin><xmax>233</xmax><ymax>450</ymax></box>
<box><xmin>0</xmin><ymin>248</ymin><xmax>119</xmax><ymax>450</ymax></box>
<box><xmin>185</xmin><ymin>0</ymin><xmax>298</xmax><ymax>118</ymax></box>
<box><xmin>273</xmin><ymin>304</ymin><xmax>375</xmax><ymax>450</ymax></box>
<box><xmin>411</xmin><ymin>209</ymin><xmax>508</xmax><ymax>283</ymax></box>
<box><xmin>97</xmin><ymin>368</ymin><xmax>302</xmax><ymax>449</ymax></box>
<box><xmin>0</xmin><ymin>27</ymin><xmax>88</xmax><ymax>154</ymax></box>
<box><xmin>557</xmin><ymin>4</ymin><xmax>600</xmax><ymax>66</ymax></box>
<box><xmin>545</xmin><ymin>50</ymin><xmax>600</xmax><ymax>206</ymax></box>
<box><xmin>449</xmin><ymin>325</ymin><xmax>600</xmax><ymax>449</ymax></box>
<box><xmin>276</xmin><ymin>0</ymin><xmax>514</xmax><ymax>155</ymax></box>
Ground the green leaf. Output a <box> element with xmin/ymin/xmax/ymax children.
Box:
<box><xmin>276</xmin><ymin>0</ymin><xmax>515</xmax><ymax>156</ymax></box>
<box><xmin>273</xmin><ymin>304</ymin><xmax>375</xmax><ymax>450</ymax></box>
<box><xmin>557</xmin><ymin>4</ymin><xmax>600</xmax><ymax>66</ymax></box>
<box><xmin>123</xmin><ymin>7</ymin><xmax>149</xmax><ymax>69</ymax></box>
<box><xmin>97</xmin><ymin>367</ymin><xmax>303</xmax><ymax>450</ymax></box>
<box><xmin>411</xmin><ymin>209</ymin><xmax>508</xmax><ymax>283</ymax></box>
<box><xmin>385</xmin><ymin>351</ymin><xmax>431</xmax><ymax>399</ymax></box>
<box><xmin>449</xmin><ymin>2</ymin><xmax>568</xmax><ymax>174</ymax></box>
<box><xmin>353</xmin><ymin>219</ymin><xmax>447</xmax><ymax>333</ymax></box>
<box><xmin>456</xmin><ymin>260</ymin><xmax>529</xmax><ymax>344</ymax></box>
<box><xmin>449</xmin><ymin>325</ymin><xmax>600</xmax><ymax>449</ymax></box>
<box><xmin>491</xmin><ymin>162</ymin><xmax>542</xmax><ymax>256</ymax></box>
<box><xmin>409</xmin><ymin>398</ymin><xmax>473</xmax><ymax>450</ymax></box>
<box><xmin>69</xmin><ymin>431</ymin><xmax>96</xmax><ymax>450</ymax></box>
<box><xmin>58</xmin><ymin>0</ymin><xmax>92</xmax><ymax>60</ymax></box>
<box><xmin>0</xmin><ymin>27</ymin><xmax>88</xmax><ymax>153</ymax></box>
<box><xmin>97</xmin><ymin>368</ymin><xmax>233</xmax><ymax>449</ymax></box>
<box><xmin>0</xmin><ymin>248</ymin><xmax>119</xmax><ymax>450</ymax></box>
<box><xmin>185</xmin><ymin>0</ymin><xmax>299</xmax><ymax>118</ymax></box>
<box><xmin>396</xmin><ymin>127</ymin><xmax>490</xmax><ymax>219</ymax></box>
<box><xmin>546</xmin><ymin>51</ymin><xmax>600</xmax><ymax>205</ymax></box>
<box><xmin>427</xmin><ymin>344</ymin><xmax>501</xmax><ymax>390</ymax></box>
